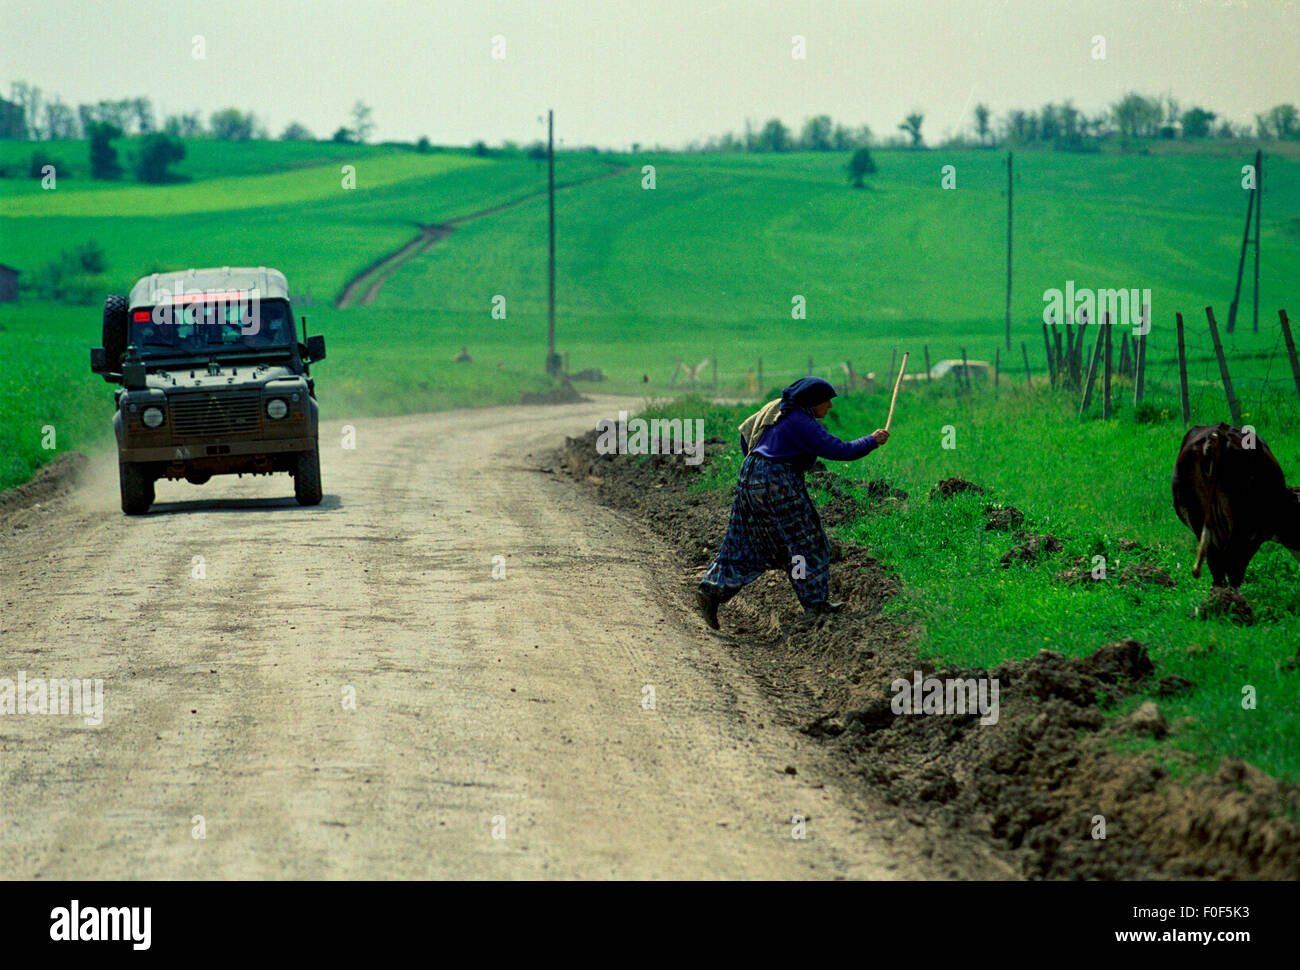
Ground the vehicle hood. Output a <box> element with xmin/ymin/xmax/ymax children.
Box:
<box><xmin>144</xmin><ymin>362</ymin><xmax>302</xmax><ymax>392</ymax></box>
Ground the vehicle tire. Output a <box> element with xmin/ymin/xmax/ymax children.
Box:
<box><xmin>102</xmin><ymin>294</ymin><xmax>128</xmax><ymax>367</ymax></box>
<box><xmin>120</xmin><ymin>462</ymin><xmax>154</xmax><ymax>515</ymax></box>
<box><xmin>294</xmin><ymin>449</ymin><xmax>322</xmax><ymax>506</ymax></box>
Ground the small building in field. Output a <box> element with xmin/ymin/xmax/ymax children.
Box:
<box><xmin>0</xmin><ymin>264</ymin><xmax>19</xmax><ymax>302</ymax></box>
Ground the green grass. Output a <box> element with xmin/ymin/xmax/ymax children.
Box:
<box><xmin>640</xmin><ymin>388</ymin><xmax>1300</xmax><ymax>781</ymax></box>
<box><xmin>371</xmin><ymin>148</ymin><xmax>1300</xmax><ymax>406</ymax></box>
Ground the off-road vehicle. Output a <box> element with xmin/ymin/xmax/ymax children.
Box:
<box><xmin>90</xmin><ymin>267</ymin><xmax>326</xmax><ymax>515</ymax></box>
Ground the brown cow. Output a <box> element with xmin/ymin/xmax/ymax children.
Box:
<box><xmin>1172</xmin><ymin>423</ymin><xmax>1300</xmax><ymax>587</ymax></box>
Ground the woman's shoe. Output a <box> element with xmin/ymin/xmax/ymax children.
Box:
<box><xmin>696</xmin><ymin>586</ymin><xmax>721</xmax><ymax>629</ymax></box>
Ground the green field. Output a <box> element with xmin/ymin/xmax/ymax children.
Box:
<box><xmin>3</xmin><ymin>135</ymin><xmax>1299</xmax><ymax>781</ymax></box>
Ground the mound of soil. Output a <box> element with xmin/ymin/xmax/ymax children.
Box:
<box><xmin>1192</xmin><ymin>587</ymin><xmax>1256</xmax><ymax>625</ymax></box>
<box><xmin>520</xmin><ymin>380</ymin><xmax>587</xmax><ymax>405</ymax></box>
<box><xmin>0</xmin><ymin>452</ymin><xmax>88</xmax><ymax>529</ymax></box>
<box><xmin>557</xmin><ymin>429</ymin><xmax>1300</xmax><ymax>880</ymax></box>
<box><xmin>1055</xmin><ymin>557</ymin><xmax>1175</xmax><ymax>588</ymax></box>
<box><xmin>984</xmin><ymin>503</ymin><xmax>1025</xmax><ymax>531</ymax></box>
<box><xmin>930</xmin><ymin>477</ymin><xmax>985</xmax><ymax>500</ymax></box>
<box><xmin>1000</xmin><ymin>532</ymin><xmax>1063</xmax><ymax>567</ymax></box>
<box><xmin>812</xmin><ymin>475</ymin><xmax>909</xmax><ymax>527</ymax></box>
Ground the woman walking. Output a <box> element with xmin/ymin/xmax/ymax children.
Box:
<box><xmin>697</xmin><ymin>376</ymin><xmax>889</xmax><ymax>629</ymax></box>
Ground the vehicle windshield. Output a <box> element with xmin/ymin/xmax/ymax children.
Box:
<box><xmin>130</xmin><ymin>297</ymin><xmax>296</xmax><ymax>357</ymax></box>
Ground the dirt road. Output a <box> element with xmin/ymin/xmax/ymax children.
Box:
<box><xmin>0</xmin><ymin>397</ymin><xmax>950</xmax><ymax>879</ymax></box>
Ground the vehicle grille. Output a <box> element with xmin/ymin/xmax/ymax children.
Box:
<box><xmin>169</xmin><ymin>391</ymin><xmax>262</xmax><ymax>437</ymax></box>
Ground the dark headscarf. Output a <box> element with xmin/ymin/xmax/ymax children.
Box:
<box><xmin>779</xmin><ymin>376</ymin><xmax>837</xmax><ymax>414</ymax></box>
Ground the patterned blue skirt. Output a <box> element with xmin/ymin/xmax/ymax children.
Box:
<box><xmin>699</xmin><ymin>452</ymin><xmax>831</xmax><ymax>607</ymax></box>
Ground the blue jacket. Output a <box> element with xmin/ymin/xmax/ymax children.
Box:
<box><xmin>744</xmin><ymin>409</ymin><xmax>878</xmax><ymax>471</ymax></box>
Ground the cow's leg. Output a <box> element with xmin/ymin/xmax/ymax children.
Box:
<box><xmin>1227</xmin><ymin>538</ymin><xmax>1265</xmax><ymax>589</ymax></box>
<box><xmin>1206</xmin><ymin>548</ymin><xmax>1229</xmax><ymax>587</ymax></box>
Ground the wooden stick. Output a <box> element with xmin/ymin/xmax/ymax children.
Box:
<box><xmin>885</xmin><ymin>351</ymin><xmax>909</xmax><ymax>431</ymax></box>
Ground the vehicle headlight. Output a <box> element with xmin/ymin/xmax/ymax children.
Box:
<box><xmin>142</xmin><ymin>406</ymin><xmax>165</xmax><ymax>428</ymax></box>
<box><xmin>266</xmin><ymin>398</ymin><xmax>289</xmax><ymax>420</ymax></box>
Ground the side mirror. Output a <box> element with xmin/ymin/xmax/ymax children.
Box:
<box><xmin>306</xmin><ymin>334</ymin><xmax>326</xmax><ymax>362</ymax></box>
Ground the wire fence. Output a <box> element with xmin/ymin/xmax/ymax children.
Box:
<box><xmin>652</xmin><ymin>307</ymin><xmax>1300</xmax><ymax>430</ymax></box>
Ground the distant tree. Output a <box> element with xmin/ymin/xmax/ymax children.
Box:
<box><xmin>472</xmin><ymin>140</ymin><xmax>489</xmax><ymax>156</ymax></box>
<box><xmin>0</xmin><ymin>97</ymin><xmax>26</xmax><ymax>139</ymax></box>
<box><xmin>898</xmin><ymin>112</ymin><xmax>924</xmax><ymax>148</ymax></box>
<box><xmin>42</xmin><ymin>98</ymin><xmax>79</xmax><ymax>139</ymax></box>
<box><xmin>331</xmin><ymin>126</ymin><xmax>353</xmax><ymax>144</ymax></box>
<box><xmin>93</xmin><ymin>99</ymin><xmax>135</xmax><ymax>133</ymax></box>
<box><xmin>133</xmin><ymin>97</ymin><xmax>155</xmax><ymax>134</ymax></box>
<box><xmin>10</xmin><ymin>82</ymin><xmax>43</xmax><ymax>139</ymax></box>
<box><xmin>756</xmin><ymin>118</ymin><xmax>791</xmax><ymax>151</ymax></box>
<box><xmin>415</xmin><ymin>135</ymin><xmax>432</xmax><ymax>153</ymax></box>
<box><xmin>28</xmin><ymin>148</ymin><xmax>63</xmax><ymax>178</ymax></box>
<box><xmin>800</xmin><ymin>114</ymin><xmax>833</xmax><ymax>151</ymax></box>
<box><xmin>279</xmin><ymin>122</ymin><xmax>314</xmax><ymax>141</ymax></box>
<box><xmin>1179</xmin><ymin>107</ymin><xmax>1216</xmax><ymax>139</ymax></box>
<box><xmin>73</xmin><ymin>240</ymin><xmax>107</xmax><ymax>274</ymax></box>
<box><xmin>1110</xmin><ymin>92</ymin><xmax>1163</xmax><ymax>139</ymax></box>
<box><xmin>974</xmin><ymin>104</ymin><xmax>991</xmax><ymax>145</ymax></box>
<box><xmin>86</xmin><ymin>122</ymin><xmax>123</xmax><ymax>179</ymax></box>
<box><xmin>134</xmin><ymin>133</ymin><xmax>185</xmax><ymax>183</ymax></box>
<box><xmin>350</xmin><ymin>101</ymin><xmax>375</xmax><ymax>143</ymax></box>
<box><xmin>1256</xmin><ymin>104</ymin><xmax>1298</xmax><ymax>140</ymax></box>
<box><xmin>847</xmin><ymin>147</ymin><xmax>877</xmax><ymax>187</ymax></box>
<box><xmin>163</xmin><ymin>112</ymin><xmax>203</xmax><ymax>137</ymax></box>
<box><xmin>210</xmin><ymin>108</ymin><xmax>256</xmax><ymax>141</ymax></box>
<box><xmin>525</xmin><ymin>140</ymin><xmax>547</xmax><ymax>160</ymax></box>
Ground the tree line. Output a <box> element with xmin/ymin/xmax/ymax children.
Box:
<box><xmin>684</xmin><ymin>94</ymin><xmax>1300</xmax><ymax>153</ymax></box>
<box><xmin>0</xmin><ymin>82</ymin><xmax>376</xmax><ymax>146</ymax></box>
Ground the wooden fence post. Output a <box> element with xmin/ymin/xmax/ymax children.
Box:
<box><xmin>1204</xmin><ymin>306</ymin><xmax>1243</xmax><ymax>425</ymax></box>
<box><xmin>1103</xmin><ymin>314</ymin><xmax>1113</xmax><ymax>419</ymax></box>
<box><xmin>1042</xmin><ymin>323</ymin><xmax>1056</xmax><ymax>387</ymax></box>
<box><xmin>1134</xmin><ymin>331</ymin><xmax>1147</xmax><ymax>406</ymax></box>
<box><xmin>924</xmin><ymin>345</ymin><xmax>932</xmax><ymax>383</ymax></box>
<box><xmin>1080</xmin><ymin>318</ymin><xmax>1105</xmax><ymax>415</ymax></box>
<box><xmin>1279</xmin><ymin>309</ymin><xmax>1300</xmax><ymax>404</ymax></box>
<box><xmin>1118</xmin><ymin>331</ymin><xmax>1131</xmax><ymax>377</ymax></box>
<box><xmin>1175</xmin><ymin>313</ymin><xmax>1190</xmax><ymax>424</ymax></box>
<box><xmin>1053</xmin><ymin>327</ymin><xmax>1064</xmax><ymax>386</ymax></box>
<box><xmin>1021</xmin><ymin>341</ymin><xmax>1031</xmax><ymax>387</ymax></box>
<box><xmin>994</xmin><ymin>347</ymin><xmax>1000</xmax><ymax>389</ymax></box>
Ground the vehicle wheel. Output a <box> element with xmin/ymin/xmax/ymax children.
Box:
<box><xmin>294</xmin><ymin>450</ymin><xmax>322</xmax><ymax>506</ymax></box>
<box><xmin>102</xmin><ymin>294</ymin><xmax>128</xmax><ymax>367</ymax></box>
<box><xmin>120</xmin><ymin>462</ymin><xmax>154</xmax><ymax>515</ymax></box>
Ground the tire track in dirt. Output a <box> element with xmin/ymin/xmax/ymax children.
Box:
<box><xmin>335</xmin><ymin>166</ymin><xmax>629</xmax><ymax>309</ymax></box>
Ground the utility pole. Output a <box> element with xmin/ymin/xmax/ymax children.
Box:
<box><xmin>1253</xmin><ymin>149</ymin><xmax>1261</xmax><ymax>333</ymax></box>
<box><xmin>545</xmin><ymin>108</ymin><xmax>561</xmax><ymax>376</ymax></box>
<box><xmin>1005</xmin><ymin>151</ymin><xmax>1013</xmax><ymax>351</ymax></box>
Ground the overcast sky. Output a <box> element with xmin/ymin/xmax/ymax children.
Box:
<box><xmin>4</xmin><ymin>0</ymin><xmax>1297</xmax><ymax>147</ymax></box>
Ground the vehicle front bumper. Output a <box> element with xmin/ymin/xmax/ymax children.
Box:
<box><xmin>120</xmin><ymin>437</ymin><xmax>316</xmax><ymax>463</ymax></box>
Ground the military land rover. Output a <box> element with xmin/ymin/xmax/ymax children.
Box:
<box><xmin>90</xmin><ymin>267</ymin><xmax>326</xmax><ymax>515</ymax></box>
